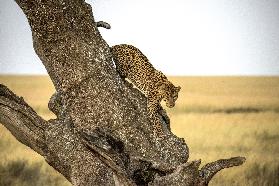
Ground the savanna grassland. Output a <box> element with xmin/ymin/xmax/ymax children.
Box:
<box><xmin>0</xmin><ymin>76</ymin><xmax>278</xmax><ymax>186</ymax></box>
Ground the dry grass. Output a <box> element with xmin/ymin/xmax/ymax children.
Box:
<box><xmin>168</xmin><ymin>76</ymin><xmax>279</xmax><ymax>113</ymax></box>
<box><xmin>0</xmin><ymin>76</ymin><xmax>56</xmax><ymax>120</ymax></box>
<box><xmin>0</xmin><ymin>75</ymin><xmax>279</xmax><ymax>185</ymax></box>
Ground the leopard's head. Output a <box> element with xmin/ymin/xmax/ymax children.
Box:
<box><xmin>161</xmin><ymin>82</ymin><xmax>181</xmax><ymax>108</ymax></box>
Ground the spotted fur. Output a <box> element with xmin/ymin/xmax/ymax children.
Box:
<box><xmin>111</xmin><ymin>44</ymin><xmax>181</xmax><ymax>136</ymax></box>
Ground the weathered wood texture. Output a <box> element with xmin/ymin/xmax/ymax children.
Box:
<box><xmin>0</xmin><ymin>0</ymin><xmax>245</xmax><ymax>185</ymax></box>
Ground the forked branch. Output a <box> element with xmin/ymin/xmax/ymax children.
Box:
<box><xmin>0</xmin><ymin>0</ymin><xmax>246</xmax><ymax>185</ymax></box>
<box><xmin>197</xmin><ymin>157</ymin><xmax>246</xmax><ymax>185</ymax></box>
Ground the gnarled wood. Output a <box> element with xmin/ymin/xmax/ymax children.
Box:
<box><xmin>0</xmin><ymin>0</ymin><xmax>245</xmax><ymax>185</ymax></box>
<box><xmin>0</xmin><ymin>84</ymin><xmax>47</xmax><ymax>156</ymax></box>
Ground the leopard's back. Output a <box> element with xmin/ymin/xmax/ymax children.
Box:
<box><xmin>111</xmin><ymin>44</ymin><xmax>181</xmax><ymax>137</ymax></box>
<box><xmin>111</xmin><ymin>44</ymin><xmax>166</xmax><ymax>94</ymax></box>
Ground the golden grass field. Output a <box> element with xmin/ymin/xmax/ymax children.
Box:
<box><xmin>0</xmin><ymin>75</ymin><xmax>279</xmax><ymax>186</ymax></box>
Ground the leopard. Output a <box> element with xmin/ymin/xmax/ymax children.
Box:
<box><xmin>111</xmin><ymin>44</ymin><xmax>181</xmax><ymax>137</ymax></box>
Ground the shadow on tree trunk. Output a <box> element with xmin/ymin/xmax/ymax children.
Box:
<box><xmin>0</xmin><ymin>0</ymin><xmax>245</xmax><ymax>185</ymax></box>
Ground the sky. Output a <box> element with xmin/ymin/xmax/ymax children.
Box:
<box><xmin>0</xmin><ymin>0</ymin><xmax>278</xmax><ymax>75</ymax></box>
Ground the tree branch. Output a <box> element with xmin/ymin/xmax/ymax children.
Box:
<box><xmin>0</xmin><ymin>84</ymin><xmax>47</xmax><ymax>156</ymax></box>
<box><xmin>0</xmin><ymin>84</ymin><xmax>118</xmax><ymax>185</ymax></box>
<box><xmin>0</xmin><ymin>0</ymin><xmax>246</xmax><ymax>185</ymax></box>
<box><xmin>197</xmin><ymin>157</ymin><xmax>246</xmax><ymax>185</ymax></box>
<box><xmin>96</xmin><ymin>21</ymin><xmax>111</xmax><ymax>29</ymax></box>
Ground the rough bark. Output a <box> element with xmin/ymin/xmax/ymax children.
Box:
<box><xmin>0</xmin><ymin>0</ymin><xmax>245</xmax><ymax>185</ymax></box>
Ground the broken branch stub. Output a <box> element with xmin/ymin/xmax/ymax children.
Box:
<box><xmin>0</xmin><ymin>0</ymin><xmax>246</xmax><ymax>185</ymax></box>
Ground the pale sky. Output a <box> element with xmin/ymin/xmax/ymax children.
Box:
<box><xmin>0</xmin><ymin>0</ymin><xmax>279</xmax><ymax>75</ymax></box>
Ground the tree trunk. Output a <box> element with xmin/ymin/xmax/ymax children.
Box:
<box><xmin>0</xmin><ymin>0</ymin><xmax>245</xmax><ymax>185</ymax></box>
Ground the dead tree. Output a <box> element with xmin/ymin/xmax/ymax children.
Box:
<box><xmin>0</xmin><ymin>0</ymin><xmax>245</xmax><ymax>185</ymax></box>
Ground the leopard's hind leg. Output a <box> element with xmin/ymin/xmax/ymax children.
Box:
<box><xmin>115</xmin><ymin>64</ymin><xmax>127</xmax><ymax>79</ymax></box>
<box><xmin>147</xmin><ymin>94</ymin><xmax>166</xmax><ymax>138</ymax></box>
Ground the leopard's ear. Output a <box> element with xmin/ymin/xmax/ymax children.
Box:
<box><xmin>176</xmin><ymin>86</ymin><xmax>181</xmax><ymax>92</ymax></box>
